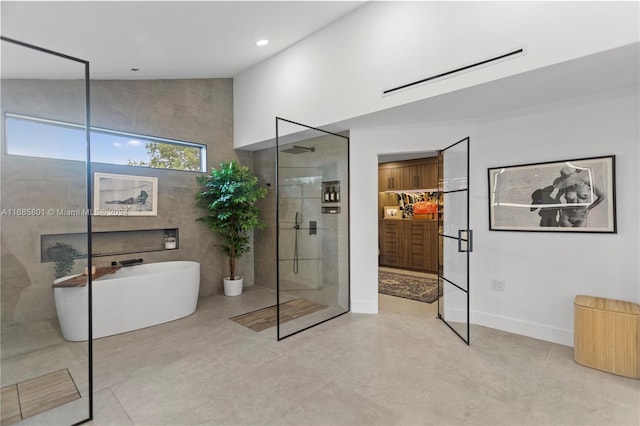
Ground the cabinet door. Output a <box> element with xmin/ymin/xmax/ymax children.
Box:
<box><xmin>403</xmin><ymin>165</ymin><xmax>422</xmax><ymax>189</ymax></box>
<box><xmin>408</xmin><ymin>221</ymin><xmax>427</xmax><ymax>270</ymax></box>
<box><xmin>425</xmin><ymin>220</ymin><xmax>439</xmax><ymax>272</ymax></box>
<box><xmin>379</xmin><ymin>167</ymin><xmax>403</xmax><ymax>190</ymax></box>
<box><xmin>423</xmin><ymin>159</ymin><xmax>439</xmax><ymax>189</ymax></box>
<box><xmin>380</xmin><ymin>220</ymin><xmax>405</xmax><ymax>267</ymax></box>
<box><xmin>378</xmin><ymin>168</ymin><xmax>390</xmax><ymax>191</ymax></box>
<box><xmin>401</xmin><ymin>159</ymin><xmax>438</xmax><ymax>190</ymax></box>
<box><xmin>389</xmin><ymin>168</ymin><xmax>402</xmax><ymax>190</ymax></box>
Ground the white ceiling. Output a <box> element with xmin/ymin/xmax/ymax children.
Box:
<box><xmin>1</xmin><ymin>1</ymin><xmax>365</xmax><ymax>79</ymax></box>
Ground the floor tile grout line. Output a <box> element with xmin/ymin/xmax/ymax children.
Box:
<box><xmin>107</xmin><ymin>386</ymin><xmax>136</xmax><ymax>425</ymax></box>
<box><xmin>16</xmin><ymin>383</ymin><xmax>24</xmax><ymax>421</ymax></box>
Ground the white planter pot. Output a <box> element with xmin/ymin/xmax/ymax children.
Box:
<box><xmin>223</xmin><ymin>277</ymin><xmax>243</xmax><ymax>296</ymax></box>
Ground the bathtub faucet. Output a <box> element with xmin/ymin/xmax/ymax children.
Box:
<box><xmin>119</xmin><ymin>258</ymin><xmax>144</xmax><ymax>267</ymax></box>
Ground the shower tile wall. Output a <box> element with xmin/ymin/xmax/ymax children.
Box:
<box><xmin>278</xmin><ymin>171</ymin><xmax>324</xmax><ymax>290</ymax></box>
<box><xmin>254</xmin><ymin>134</ymin><xmax>349</xmax><ymax>310</ymax></box>
<box><xmin>253</xmin><ymin>147</ymin><xmax>277</xmax><ymax>289</ymax></box>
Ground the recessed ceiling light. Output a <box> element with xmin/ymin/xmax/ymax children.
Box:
<box><xmin>256</xmin><ymin>39</ymin><xmax>269</xmax><ymax>47</ymax></box>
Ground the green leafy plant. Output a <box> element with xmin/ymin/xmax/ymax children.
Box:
<box><xmin>128</xmin><ymin>142</ymin><xmax>201</xmax><ymax>171</ymax></box>
<box><xmin>195</xmin><ymin>160</ymin><xmax>268</xmax><ymax>280</ymax></box>
<box><xmin>48</xmin><ymin>242</ymin><xmax>82</xmax><ymax>279</ymax></box>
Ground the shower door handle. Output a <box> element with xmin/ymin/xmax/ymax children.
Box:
<box><xmin>457</xmin><ymin>229</ymin><xmax>473</xmax><ymax>253</ymax></box>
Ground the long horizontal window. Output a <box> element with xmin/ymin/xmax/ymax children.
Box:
<box><xmin>5</xmin><ymin>113</ymin><xmax>207</xmax><ymax>172</ymax></box>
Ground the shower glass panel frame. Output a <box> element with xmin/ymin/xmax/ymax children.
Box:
<box><xmin>276</xmin><ymin>117</ymin><xmax>350</xmax><ymax>340</ymax></box>
<box><xmin>1</xmin><ymin>36</ymin><xmax>93</xmax><ymax>425</ymax></box>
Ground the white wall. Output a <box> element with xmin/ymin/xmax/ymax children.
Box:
<box><xmin>235</xmin><ymin>1</ymin><xmax>639</xmax><ymax>147</ymax></box>
<box><xmin>472</xmin><ymin>89</ymin><xmax>639</xmax><ymax>345</ymax></box>
<box><xmin>233</xmin><ymin>0</ymin><xmax>639</xmax><ymax>345</ymax></box>
<box><xmin>350</xmin><ymin>88</ymin><xmax>639</xmax><ymax>345</ymax></box>
<box><xmin>349</xmin><ymin>123</ymin><xmax>474</xmax><ymax>314</ymax></box>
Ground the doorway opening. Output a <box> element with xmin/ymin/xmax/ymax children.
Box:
<box><xmin>377</xmin><ymin>152</ymin><xmax>441</xmax><ymax>312</ymax></box>
<box><xmin>377</xmin><ymin>136</ymin><xmax>471</xmax><ymax>345</ymax></box>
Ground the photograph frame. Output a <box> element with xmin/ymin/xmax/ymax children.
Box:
<box><xmin>94</xmin><ymin>173</ymin><xmax>158</xmax><ymax>216</ymax></box>
<box><xmin>383</xmin><ymin>205</ymin><xmax>401</xmax><ymax>219</ymax></box>
<box><xmin>488</xmin><ymin>155</ymin><xmax>616</xmax><ymax>233</ymax></box>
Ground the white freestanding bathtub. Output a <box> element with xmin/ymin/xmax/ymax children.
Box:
<box><xmin>54</xmin><ymin>261</ymin><xmax>200</xmax><ymax>341</ymax></box>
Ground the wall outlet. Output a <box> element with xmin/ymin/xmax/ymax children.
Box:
<box><xmin>491</xmin><ymin>279</ymin><xmax>506</xmax><ymax>292</ymax></box>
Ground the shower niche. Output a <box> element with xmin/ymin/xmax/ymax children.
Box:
<box><xmin>321</xmin><ymin>180</ymin><xmax>341</xmax><ymax>203</ymax></box>
<box><xmin>321</xmin><ymin>180</ymin><xmax>341</xmax><ymax>214</ymax></box>
<box><xmin>40</xmin><ymin>228</ymin><xmax>179</xmax><ymax>262</ymax></box>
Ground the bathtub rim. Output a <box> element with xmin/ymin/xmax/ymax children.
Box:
<box><xmin>54</xmin><ymin>260</ymin><xmax>200</xmax><ymax>284</ymax></box>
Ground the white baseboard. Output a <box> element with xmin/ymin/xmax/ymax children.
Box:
<box><xmin>350</xmin><ymin>299</ymin><xmax>378</xmax><ymax>314</ymax></box>
<box><xmin>349</xmin><ymin>302</ymin><xmax>572</xmax><ymax>346</ymax></box>
<box><xmin>472</xmin><ymin>310</ymin><xmax>574</xmax><ymax>347</ymax></box>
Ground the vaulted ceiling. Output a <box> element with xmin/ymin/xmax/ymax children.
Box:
<box><xmin>1</xmin><ymin>1</ymin><xmax>365</xmax><ymax>79</ymax></box>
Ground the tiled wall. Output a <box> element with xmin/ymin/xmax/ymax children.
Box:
<box><xmin>1</xmin><ymin>78</ymin><xmax>244</xmax><ymax>330</ymax></box>
<box><xmin>278</xmin><ymin>171</ymin><xmax>324</xmax><ymax>290</ymax></box>
<box><xmin>253</xmin><ymin>134</ymin><xmax>349</xmax><ymax>311</ymax></box>
<box><xmin>252</xmin><ymin>147</ymin><xmax>277</xmax><ymax>290</ymax></box>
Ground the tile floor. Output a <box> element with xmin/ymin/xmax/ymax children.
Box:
<box><xmin>4</xmin><ymin>285</ymin><xmax>640</xmax><ymax>425</ymax></box>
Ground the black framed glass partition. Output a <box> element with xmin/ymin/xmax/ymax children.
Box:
<box><xmin>276</xmin><ymin>118</ymin><xmax>349</xmax><ymax>340</ymax></box>
<box><xmin>437</xmin><ymin>137</ymin><xmax>471</xmax><ymax>344</ymax></box>
<box><xmin>1</xmin><ymin>37</ymin><xmax>92</xmax><ymax>425</ymax></box>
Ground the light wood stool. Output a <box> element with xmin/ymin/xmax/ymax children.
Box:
<box><xmin>574</xmin><ymin>295</ymin><xmax>640</xmax><ymax>379</ymax></box>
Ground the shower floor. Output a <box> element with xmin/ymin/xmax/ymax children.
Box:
<box><xmin>229</xmin><ymin>298</ymin><xmax>326</xmax><ymax>332</ymax></box>
<box><xmin>1</xmin><ymin>368</ymin><xmax>80</xmax><ymax>425</ymax></box>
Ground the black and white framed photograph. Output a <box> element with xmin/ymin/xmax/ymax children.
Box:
<box><xmin>488</xmin><ymin>155</ymin><xmax>616</xmax><ymax>233</ymax></box>
<box><xmin>94</xmin><ymin>173</ymin><xmax>158</xmax><ymax>216</ymax></box>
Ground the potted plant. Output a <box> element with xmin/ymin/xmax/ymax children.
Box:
<box><xmin>48</xmin><ymin>242</ymin><xmax>82</xmax><ymax>279</ymax></box>
<box><xmin>195</xmin><ymin>160</ymin><xmax>267</xmax><ymax>296</ymax></box>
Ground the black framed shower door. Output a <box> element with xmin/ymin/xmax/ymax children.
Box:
<box><xmin>275</xmin><ymin>117</ymin><xmax>350</xmax><ymax>340</ymax></box>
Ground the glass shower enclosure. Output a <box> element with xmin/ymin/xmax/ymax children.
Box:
<box><xmin>276</xmin><ymin>118</ymin><xmax>349</xmax><ymax>339</ymax></box>
<box><xmin>1</xmin><ymin>37</ymin><xmax>92</xmax><ymax>425</ymax></box>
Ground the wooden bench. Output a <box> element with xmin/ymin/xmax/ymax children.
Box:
<box><xmin>574</xmin><ymin>295</ymin><xmax>640</xmax><ymax>379</ymax></box>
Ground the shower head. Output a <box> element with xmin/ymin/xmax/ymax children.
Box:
<box><xmin>281</xmin><ymin>145</ymin><xmax>315</xmax><ymax>154</ymax></box>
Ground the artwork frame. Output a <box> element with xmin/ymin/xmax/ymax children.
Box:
<box><xmin>94</xmin><ymin>173</ymin><xmax>158</xmax><ymax>216</ymax></box>
<box><xmin>488</xmin><ymin>155</ymin><xmax>616</xmax><ymax>233</ymax></box>
<box><xmin>384</xmin><ymin>206</ymin><xmax>401</xmax><ymax>219</ymax></box>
